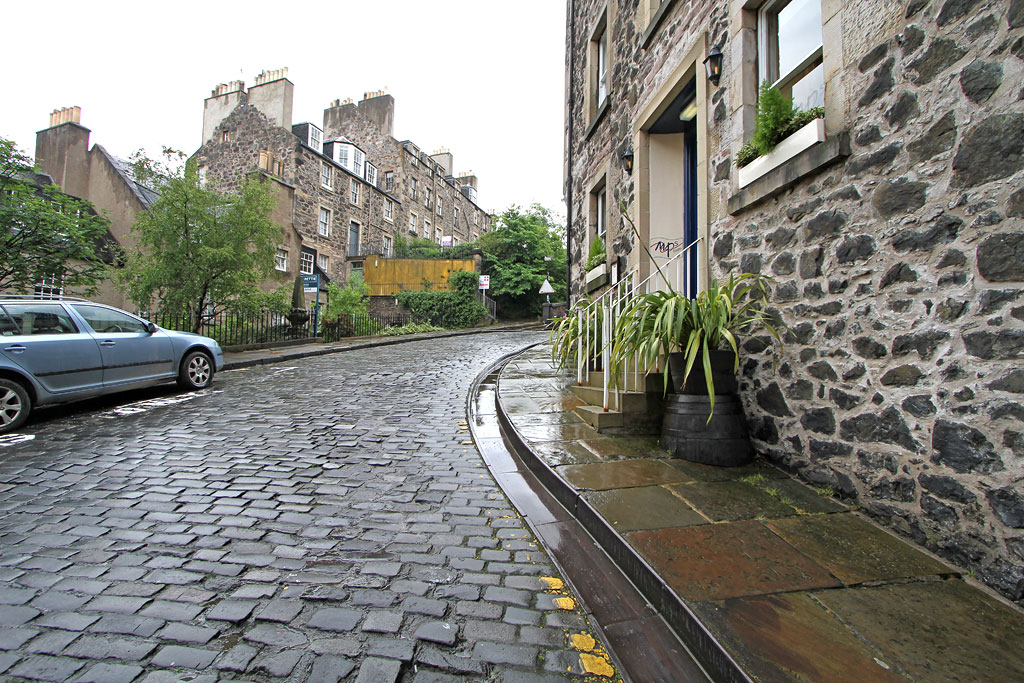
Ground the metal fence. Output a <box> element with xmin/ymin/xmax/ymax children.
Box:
<box><xmin>148</xmin><ymin>309</ymin><xmax>432</xmax><ymax>347</ymax></box>
<box><xmin>147</xmin><ymin>310</ymin><xmax>308</xmax><ymax>347</ymax></box>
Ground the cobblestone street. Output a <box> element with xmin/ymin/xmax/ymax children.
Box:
<box><xmin>0</xmin><ymin>331</ymin><xmax>615</xmax><ymax>683</ymax></box>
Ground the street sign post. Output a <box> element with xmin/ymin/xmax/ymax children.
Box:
<box><xmin>479</xmin><ymin>275</ymin><xmax>490</xmax><ymax>290</ymax></box>
<box><xmin>539</xmin><ymin>278</ymin><xmax>554</xmax><ymax>304</ymax></box>
<box><xmin>303</xmin><ymin>274</ymin><xmax>321</xmax><ymax>336</ymax></box>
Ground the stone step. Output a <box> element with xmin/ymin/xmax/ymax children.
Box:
<box><xmin>569</xmin><ymin>385</ymin><xmax>652</xmax><ymax>413</ymax></box>
<box><xmin>576</xmin><ymin>405</ymin><xmax>625</xmax><ymax>431</ymax></box>
<box><xmin>576</xmin><ymin>371</ymin><xmax>666</xmax><ymax>394</ymax></box>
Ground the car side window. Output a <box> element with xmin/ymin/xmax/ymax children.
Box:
<box><xmin>72</xmin><ymin>305</ymin><xmax>149</xmax><ymax>334</ymax></box>
<box><xmin>0</xmin><ymin>309</ymin><xmax>21</xmax><ymax>336</ymax></box>
<box><xmin>1</xmin><ymin>304</ymin><xmax>79</xmax><ymax>335</ymax></box>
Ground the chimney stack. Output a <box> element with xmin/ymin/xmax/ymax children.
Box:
<box><xmin>48</xmin><ymin>106</ymin><xmax>81</xmax><ymax>128</ymax></box>
<box><xmin>356</xmin><ymin>89</ymin><xmax>395</xmax><ymax>137</ymax></box>
<box><xmin>203</xmin><ymin>80</ymin><xmax>246</xmax><ymax>144</ymax></box>
<box><xmin>247</xmin><ymin>68</ymin><xmax>294</xmax><ymax>132</ymax></box>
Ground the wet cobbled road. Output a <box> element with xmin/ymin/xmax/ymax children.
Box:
<box><xmin>0</xmin><ymin>331</ymin><xmax>613</xmax><ymax>683</ymax></box>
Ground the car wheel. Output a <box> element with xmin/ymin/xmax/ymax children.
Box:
<box><xmin>178</xmin><ymin>351</ymin><xmax>214</xmax><ymax>390</ymax></box>
<box><xmin>0</xmin><ymin>378</ymin><xmax>31</xmax><ymax>434</ymax></box>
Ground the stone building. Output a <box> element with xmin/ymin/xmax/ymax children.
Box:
<box><xmin>565</xmin><ymin>0</ymin><xmax>1024</xmax><ymax>601</ymax></box>
<box><xmin>31</xmin><ymin>106</ymin><xmax>158</xmax><ymax>309</ymax></box>
<box><xmin>197</xmin><ymin>69</ymin><xmax>492</xmax><ymax>291</ymax></box>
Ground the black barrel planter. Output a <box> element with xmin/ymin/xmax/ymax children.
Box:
<box><xmin>661</xmin><ymin>350</ymin><xmax>754</xmax><ymax>466</ymax></box>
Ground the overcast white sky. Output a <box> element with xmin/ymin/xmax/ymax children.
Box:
<box><xmin>2</xmin><ymin>1</ymin><xmax>567</xmax><ymax>219</ymax></box>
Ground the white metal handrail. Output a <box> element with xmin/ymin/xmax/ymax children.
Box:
<box><xmin>574</xmin><ymin>237</ymin><xmax>702</xmax><ymax>412</ymax></box>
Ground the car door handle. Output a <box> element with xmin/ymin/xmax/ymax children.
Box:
<box><xmin>3</xmin><ymin>345</ymin><xmax>26</xmax><ymax>353</ymax></box>
<box><xmin>99</xmin><ymin>340</ymin><xmax>117</xmax><ymax>347</ymax></box>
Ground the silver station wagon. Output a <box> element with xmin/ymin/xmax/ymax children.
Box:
<box><xmin>0</xmin><ymin>296</ymin><xmax>223</xmax><ymax>433</ymax></box>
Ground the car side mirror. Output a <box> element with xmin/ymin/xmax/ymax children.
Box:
<box><xmin>146</xmin><ymin>322</ymin><xmax>158</xmax><ymax>334</ymax></box>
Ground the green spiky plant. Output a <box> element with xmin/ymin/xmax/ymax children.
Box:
<box><xmin>550</xmin><ymin>296</ymin><xmax>603</xmax><ymax>372</ymax></box>
<box><xmin>586</xmin><ymin>236</ymin><xmax>607</xmax><ymax>272</ymax></box>
<box><xmin>736</xmin><ymin>82</ymin><xmax>825</xmax><ymax>168</ymax></box>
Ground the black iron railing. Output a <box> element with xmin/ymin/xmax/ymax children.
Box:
<box><xmin>147</xmin><ymin>310</ymin><xmax>310</xmax><ymax>347</ymax></box>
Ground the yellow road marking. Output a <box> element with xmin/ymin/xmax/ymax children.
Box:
<box><xmin>571</xmin><ymin>633</ymin><xmax>596</xmax><ymax>652</ymax></box>
<box><xmin>580</xmin><ymin>653</ymin><xmax>615</xmax><ymax>677</ymax></box>
<box><xmin>553</xmin><ymin>597</ymin><xmax>575</xmax><ymax>610</ymax></box>
<box><xmin>540</xmin><ymin>577</ymin><xmax>564</xmax><ymax>591</ymax></box>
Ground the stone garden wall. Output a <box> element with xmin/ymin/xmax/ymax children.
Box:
<box><xmin>567</xmin><ymin>0</ymin><xmax>1024</xmax><ymax>601</ymax></box>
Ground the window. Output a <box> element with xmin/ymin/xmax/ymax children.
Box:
<box><xmin>426</xmin><ymin>187</ymin><xmax>432</xmax><ymax>208</ymax></box>
<box><xmin>319</xmin><ymin>207</ymin><xmax>331</xmax><ymax>237</ymax></box>
<box><xmin>365</xmin><ymin>163</ymin><xmax>378</xmax><ymax>187</ymax></box>
<box><xmin>474</xmin><ymin>211</ymin><xmax>479</xmax><ymax>226</ymax></box>
<box><xmin>309</xmin><ymin>126</ymin><xmax>323</xmax><ymax>153</ymax></box>
<box><xmin>321</xmin><ymin>162</ymin><xmax>332</xmax><ymax>189</ymax></box>
<box><xmin>437</xmin><ymin>198</ymin><xmax>442</xmax><ymax>216</ymax></box>
<box><xmin>409</xmin><ymin>212</ymin><xmax>418</xmax><ymax>234</ymax></box>
<box><xmin>338</xmin><ymin>145</ymin><xmax>349</xmax><ymax>168</ymax></box>
<box><xmin>597</xmin><ymin>30</ymin><xmax>608</xmax><ymax>105</ymax></box>
<box><xmin>348</xmin><ymin>221</ymin><xmax>360</xmax><ymax>257</ymax></box>
<box><xmin>425</xmin><ymin>219</ymin><xmax>432</xmax><ymax>239</ymax></box>
<box><xmin>350</xmin><ymin>179</ymin><xmax>361</xmax><ymax>206</ymax></box>
<box><xmin>72</xmin><ymin>305</ymin><xmax>148</xmax><ymax>335</ymax></box>
<box><xmin>35</xmin><ymin>274</ymin><xmax>64</xmax><ymax>299</ymax></box>
<box><xmin>383</xmin><ymin>234</ymin><xmax>393</xmax><ymax>258</ymax></box>
<box><xmin>259</xmin><ymin>150</ymin><xmax>284</xmax><ymax>176</ymax></box>
<box><xmin>300</xmin><ymin>251</ymin><xmax>315</xmax><ymax>275</ymax></box>
<box><xmin>352</xmin><ymin>149</ymin><xmax>364</xmax><ymax>176</ymax></box>
<box><xmin>595</xmin><ymin>188</ymin><xmax>607</xmax><ymax>242</ymax></box>
<box><xmin>410</xmin><ymin>178</ymin><xmax>417</xmax><ymax>200</ymax></box>
<box><xmin>384</xmin><ymin>198</ymin><xmax>394</xmax><ymax>222</ymax></box>
<box><xmin>198</xmin><ymin>166</ymin><xmax>207</xmax><ymax>188</ymax></box>
<box><xmin>350</xmin><ymin>261</ymin><xmax>363</xmax><ymax>279</ymax></box>
<box><xmin>454</xmin><ymin>206</ymin><xmax>459</xmax><ymax>226</ymax></box>
<box><xmin>222</xmin><ymin>130</ymin><xmax>230</xmax><ymax>143</ymax></box>
<box><xmin>759</xmin><ymin>0</ymin><xmax>824</xmax><ymax>111</ymax></box>
<box><xmin>275</xmin><ymin>249</ymin><xmax>288</xmax><ymax>271</ymax></box>
<box><xmin>2</xmin><ymin>303</ymin><xmax>78</xmax><ymax>335</ymax></box>
<box><xmin>384</xmin><ymin>171</ymin><xmax>394</xmax><ymax>192</ymax></box>
<box><xmin>317</xmin><ymin>254</ymin><xmax>329</xmax><ymax>272</ymax></box>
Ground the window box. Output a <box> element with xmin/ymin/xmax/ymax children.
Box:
<box><xmin>737</xmin><ymin>117</ymin><xmax>824</xmax><ymax>189</ymax></box>
<box><xmin>585</xmin><ymin>262</ymin><xmax>609</xmax><ymax>293</ymax></box>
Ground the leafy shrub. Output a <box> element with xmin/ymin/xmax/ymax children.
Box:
<box><xmin>586</xmin><ymin>236</ymin><xmax>607</xmax><ymax>271</ymax></box>
<box><xmin>381</xmin><ymin>322</ymin><xmax>442</xmax><ymax>336</ymax></box>
<box><xmin>397</xmin><ymin>271</ymin><xmax>487</xmax><ymax>328</ymax></box>
<box><xmin>393</xmin><ymin>234</ymin><xmax>478</xmax><ymax>260</ymax></box>
<box><xmin>736</xmin><ymin>83</ymin><xmax>824</xmax><ymax>168</ymax></box>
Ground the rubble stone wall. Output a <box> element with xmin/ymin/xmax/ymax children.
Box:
<box><xmin>567</xmin><ymin>0</ymin><xmax>1024</xmax><ymax>601</ymax></box>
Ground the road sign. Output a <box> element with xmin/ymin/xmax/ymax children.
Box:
<box><xmin>539</xmin><ymin>278</ymin><xmax>555</xmax><ymax>295</ymax></box>
<box><xmin>303</xmin><ymin>274</ymin><xmax>319</xmax><ymax>293</ymax></box>
<box><xmin>479</xmin><ymin>275</ymin><xmax>490</xmax><ymax>290</ymax></box>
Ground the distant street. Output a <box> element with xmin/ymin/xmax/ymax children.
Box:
<box><xmin>0</xmin><ymin>331</ymin><xmax>608</xmax><ymax>682</ymax></box>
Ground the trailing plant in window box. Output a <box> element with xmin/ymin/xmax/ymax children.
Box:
<box><xmin>736</xmin><ymin>82</ymin><xmax>825</xmax><ymax>168</ymax></box>
<box><xmin>586</xmin><ymin>236</ymin><xmax>607</xmax><ymax>272</ymax></box>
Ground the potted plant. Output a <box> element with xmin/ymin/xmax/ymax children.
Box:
<box><xmin>286</xmin><ymin>275</ymin><xmax>310</xmax><ymax>334</ymax></box>
<box><xmin>585</xmin><ymin>237</ymin><xmax>609</xmax><ymax>293</ymax></box>
<box><xmin>736</xmin><ymin>82</ymin><xmax>825</xmax><ymax>188</ymax></box>
<box><xmin>611</xmin><ymin>272</ymin><xmax>782</xmax><ymax>466</ymax></box>
<box><xmin>551</xmin><ymin>296</ymin><xmax>604</xmax><ymax>375</ymax></box>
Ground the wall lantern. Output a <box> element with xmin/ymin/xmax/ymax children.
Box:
<box><xmin>704</xmin><ymin>46</ymin><xmax>723</xmax><ymax>87</ymax></box>
<box><xmin>622</xmin><ymin>145</ymin><xmax>635</xmax><ymax>175</ymax></box>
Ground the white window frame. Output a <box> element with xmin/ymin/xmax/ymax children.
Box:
<box><xmin>352</xmin><ymin>149</ymin><xmax>364</xmax><ymax>177</ymax></box>
<box><xmin>365</xmin><ymin>163</ymin><xmax>378</xmax><ymax>187</ymax></box>
<box><xmin>320</xmin><ymin>162</ymin><xmax>332</xmax><ymax>189</ymax></box>
<box><xmin>319</xmin><ymin>207</ymin><xmax>331</xmax><ymax>237</ymax></box>
<box><xmin>425</xmin><ymin>219</ymin><xmax>432</xmax><ymax>239</ymax></box>
<box><xmin>410</xmin><ymin>178</ymin><xmax>417</xmax><ymax>200</ymax></box>
<box><xmin>597</xmin><ymin>28</ymin><xmax>608</xmax><ymax>105</ymax></box>
<box><xmin>309</xmin><ymin>126</ymin><xmax>323</xmax><ymax>153</ymax></box>
<box><xmin>437</xmin><ymin>198</ymin><xmax>443</xmax><ymax>216</ymax></box>
<box><xmin>350</xmin><ymin>179</ymin><xmax>361</xmax><ymax>206</ymax></box>
<box><xmin>337</xmin><ymin>145</ymin><xmax>350</xmax><ymax>168</ymax></box>
<box><xmin>383</xmin><ymin>234</ymin><xmax>393</xmax><ymax>258</ymax></box>
<box><xmin>596</xmin><ymin>189</ymin><xmax>607</xmax><ymax>242</ymax></box>
<box><xmin>300</xmin><ymin>251</ymin><xmax>315</xmax><ymax>275</ymax></box>
<box><xmin>757</xmin><ymin>0</ymin><xmax>824</xmax><ymax>110</ymax></box>
<box><xmin>409</xmin><ymin>212</ymin><xmax>418</xmax><ymax>234</ymax></box>
<box><xmin>426</xmin><ymin>187</ymin><xmax>432</xmax><ymax>208</ymax></box>
<box><xmin>275</xmin><ymin>249</ymin><xmax>288</xmax><ymax>272</ymax></box>
<box><xmin>35</xmin><ymin>274</ymin><xmax>65</xmax><ymax>299</ymax></box>
<box><xmin>317</xmin><ymin>254</ymin><xmax>329</xmax><ymax>272</ymax></box>
<box><xmin>384</xmin><ymin>171</ymin><xmax>394</xmax><ymax>192</ymax></box>
<box><xmin>384</xmin><ymin>198</ymin><xmax>394</xmax><ymax>222</ymax></box>
<box><xmin>454</xmin><ymin>206</ymin><xmax>459</xmax><ymax>225</ymax></box>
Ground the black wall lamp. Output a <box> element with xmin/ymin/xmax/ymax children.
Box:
<box><xmin>704</xmin><ymin>46</ymin><xmax>723</xmax><ymax>87</ymax></box>
<box><xmin>622</xmin><ymin>145</ymin><xmax>634</xmax><ymax>175</ymax></box>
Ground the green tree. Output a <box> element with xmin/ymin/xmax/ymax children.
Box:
<box><xmin>0</xmin><ymin>137</ymin><xmax>111</xmax><ymax>293</ymax></box>
<box><xmin>323</xmin><ymin>275</ymin><xmax>369</xmax><ymax>320</ymax></box>
<box><xmin>477</xmin><ymin>204</ymin><xmax>567</xmax><ymax>319</ymax></box>
<box><xmin>119</xmin><ymin>151</ymin><xmax>280</xmax><ymax>332</ymax></box>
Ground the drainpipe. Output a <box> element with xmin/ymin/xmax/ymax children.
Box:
<box><xmin>565</xmin><ymin>0</ymin><xmax>576</xmax><ymax>306</ymax></box>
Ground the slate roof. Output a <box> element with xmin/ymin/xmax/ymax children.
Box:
<box><xmin>95</xmin><ymin>145</ymin><xmax>160</xmax><ymax>208</ymax></box>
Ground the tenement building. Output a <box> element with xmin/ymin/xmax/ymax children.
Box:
<box><xmin>197</xmin><ymin>69</ymin><xmax>492</xmax><ymax>289</ymax></box>
<box><xmin>566</xmin><ymin>0</ymin><xmax>1024</xmax><ymax>601</ymax></box>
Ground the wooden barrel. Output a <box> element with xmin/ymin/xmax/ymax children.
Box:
<box><xmin>660</xmin><ymin>393</ymin><xmax>754</xmax><ymax>467</ymax></box>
